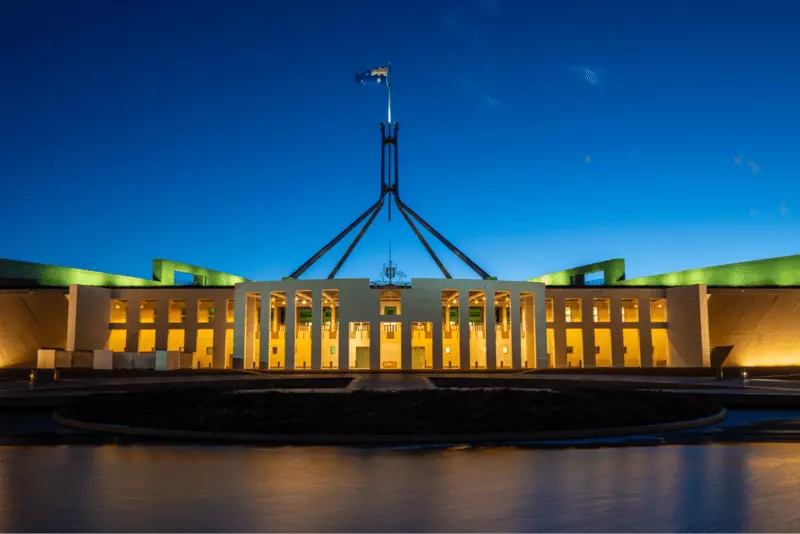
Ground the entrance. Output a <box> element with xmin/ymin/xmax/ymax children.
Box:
<box><xmin>412</xmin><ymin>346</ymin><xmax>427</xmax><ymax>369</ymax></box>
<box><xmin>355</xmin><ymin>346</ymin><xmax>370</xmax><ymax>369</ymax></box>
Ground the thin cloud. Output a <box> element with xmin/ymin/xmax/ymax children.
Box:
<box><xmin>570</xmin><ymin>65</ymin><xmax>603</xmax><ymax>86</ymax></box>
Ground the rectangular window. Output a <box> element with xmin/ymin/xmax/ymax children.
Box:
<box><xmin>139</xmin><ymin>299</ymin><xmax>157</xmax><ymax>324</ymax></box>
<box><xmin>138</xmin><ymin>329</ymin><xmax>156</xmax><ymax>352</ymax></box>
<box><xmin>168</xmin><ymin>299</ymin><xmax>186</xmax><ymax>323</ymax></box>
<box><xmin>594</xmin><ymin>328</ymin><xmax>612</xmax><ymax>367</ymax></box>
<box><xmin>110</xmin><ymin>300</ymin><xmax>128</xmax><ymax>324</ymax></box>
<box><xmin>623</xmin><ymin>329</ymin><xmax>641</xmax><ymax>366</ymax></box>
<box><xmin>565</xmin><ymin>298</ymin><xmax>582</xmax><ymax>323</ymax></box>
<box><xmin>621</xmin><ymin>298</ymin><xmax>639</xmax><ymax>323</ymax></box>
<box><xmin>167</xmin><ymin>329</ymin><xmax>185</xmax><ymax>352</ymax></box>
<box><xmin>584</xmin><ymin>271</ymin><xmax>605</xmax><ymax>285</ymax></box>
<box><xmin>108</xmin><ymin>329</ymin><xmax>126</xmax><ymax>352</ymax></box>
<box><xmin>545</xmin><ymin>298</ymin><xmax>554</xmax><ymax>322</ymax></box>
<box><xmin>592</xmin><ymin>298</ymin><xmax>610</xmax><ymax>322</ymax></box>
<box><xmin>198</xmin><ymin>299</ymin><xmax>215</xmax><ymax>323</ymax></box>
<box><xmin>226</xmin><ymin>299</ymin><xmax>235</xmax><ymax>322</ymax></box>
<box><xmin>650</xmin><ymin>298</ymin><xmax>668</xmax><ymax>322</ymax></box>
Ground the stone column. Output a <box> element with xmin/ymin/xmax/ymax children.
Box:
<box><xmin>370</xmin><ymin>319</ymin><xmax>381</xmax><ymax>370</ymax></box>
<box><xmin>233</xmin><ymin>288</ymin><xmax>247</xmax><ymax>362</ymax></box>
<box><xmin>581</xmin><ymin>297</ymin><xmax>596</xmax><ymax>368</ymax></box>
<box><xmin>244</xmin><ymin>294</ymin><xmax>257</xmax><ymax>369</ymax></box>
<box><xmin>125</xmin><ymin>295</ymin><xmax>141</xmax><ymax>353</ymax></box>
<box><xmin>401</xmin><ymin>318</ymin><xmax>412</xmax><ymax>370</ymax></box>
<box><xmin>510</xmin><ymin>291</ymin><xmax>522</xmax><ymax>369</ymax></box>
<box><xmin>639</xmin><ymin>296</ymin><xmax>654</xmax><ymax>367</ymax></box>
<box><xmin>213</xmin><ymin>296</ymin><xmax>228</xmax><ymax>369</ymax></box>
<box><xmin>284</xmin><ymin>291</ymin><xmax>296</xmax><ymax>370</ymax></box>
<box><xmin>522</xmin><ymin>293</ymin><xmax>535</xmax><ymax>368</ymax></box>
<box><xmin>432</xmin><ymin>304</ymin><xmax>443</xmax><ymax>370</ymax></box>
<box><xmin>259</xmin><ymin>290</ymin><xmax>272</xmax><ymax>369</ymax></box>
<box><xmin>155</xmin><ymin>297</ymin><xmax>169</xmax><ymax>351</ymax></box>
<box><xmin>610</xmin><ymin>294</ymin><xmax>625</xmax><ymax>368</ymax></box>
<box><xmin>552</xmin><ymin>293</ymin><xmax>567</xmax><ymax>368</ymax></box>
<box><xmin>311</xmin><ymin>289</ymin><xmax>322</xmax><ymax>370</ymax></box>
<box><xmin>534</xmin><ymin>289</ymin><xmax>548</xmax><ymax>369</ymax></box>
<box><xmin>183</xmin><ymin>296</ymin><xmax>198</xmax><ymax>354</ymax></box>
<box><xmin>485</xmin><ymin>288</ymin><xmax>496</xmax><ymax>369</ymax></box>
<box><xmin>459</xmin><ymin>290</ymin><xmax>471</xmax><ymax>369</ymax></box>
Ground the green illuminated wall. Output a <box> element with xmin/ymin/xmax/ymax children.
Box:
<box><xmin>0</xmin><ymin>258</ymin><xmax>248</xmax><ymax>288</ymax></box>
<box><xmin>530</xmin><ymin>254</ymin><xmax>800</xmax><ymax>287</ymax></box>
<box><xmin>152</xmin><ymin>259</ymin><xmax>248</xmax><ymax>286</ymax></box>
<box><xmin>621</xmin><ymin>254</ymin><xmax>800</xmax><ymax>287</ymax></box>
<box><xmin>529</xmin><ymin>259</ymin><xmax>626</xmax><ymax>286</ymax></box>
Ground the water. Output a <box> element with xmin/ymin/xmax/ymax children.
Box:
<box><xmin>2</xmin><ymin>443</ymin><xmax>800</xmax><ymax>532</ymax></box>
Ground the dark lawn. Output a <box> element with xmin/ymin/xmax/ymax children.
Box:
<box><xmin>58</xmin><ymin>388</ymin><xmax>722</xmax><ymax>435</ymax></box>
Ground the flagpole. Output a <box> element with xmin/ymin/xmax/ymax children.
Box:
<box><xmin>387</xmin><ymin>62</ymin><xmax>392</xmax><ymax>125</ymax></box>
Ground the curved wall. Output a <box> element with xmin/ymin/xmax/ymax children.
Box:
<box><xmin>0</xmin><ymin>290</ymin><xmax>68</xmax><ymax>368</ymax></box>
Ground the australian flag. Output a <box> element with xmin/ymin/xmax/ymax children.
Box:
<box><xmin>355</xmin><ymin>66</ymin><xmax>389</xmax><ymax>85</ymax></box>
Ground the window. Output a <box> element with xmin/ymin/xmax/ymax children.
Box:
<box><xmin>167</xmin><ymin>329</ymin><xmax>185</xmax><ymax>351</ymax></box>
<box><xmin>108</xmin><ymin>330</ymin><xmax>126</xmax><ymax>351</ymax></box>
<box><xmin>545</xmin><ymin>298</ymin><xmax>554</xmax><ymax>322</ymax></box>
<box><xmin>650</xmin><ymin>298</ymin><xmax>667</xmax><ymax>322</ymax></box>
<box><xmin>169</xmin><ymin>299</ymin><xmax>186</xmax><ymax>323</ymax></box>
<box><xmin>621</xmin><ymin>298</ymin><xmax>639</xmax><ymax>323</ymax></box>
<box><xmin>198</xmin><ymin>299</ymin><xmax>215</xmax><ymax>323</ymax></box>
<box><xmin>565</xmin><ymin>298</ymin><xmax>582</xmax><ymax>322</ymax></box>
<box><xmin>139</xmin><ymin>299</ymin><xmax>157</xmax><ymax>323</ymax></box>
<box><xmin>138</xmin><ymin>329</ymin><xmax>156</xmax><ymax>352</ymax></box>
<box><xmin>110</xmin><ymin>300</ymin><xmax>128</xmax><ymax>323</ymax></box>
<box><xmin>226</xmin><ymin>299</ymin><xmax>235</xmax><ymax>322</ymax></box>
<box><xmin>592</xmin><ymin>298</ymin><xmax>610</xmax><ymax>322</ymax></box>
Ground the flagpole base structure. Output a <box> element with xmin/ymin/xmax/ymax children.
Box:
<box><xmin>286</xmin><ymin>122</ymin><xmax>492</xmax><ymax>280</ymax></box>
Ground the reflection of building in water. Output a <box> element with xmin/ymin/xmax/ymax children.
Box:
<box><xmin>3</xmin><ymin>253</ymin><xmax>800</xmax><ymax>370</ymax></box>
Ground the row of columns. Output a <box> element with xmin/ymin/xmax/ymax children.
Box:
<box><xmin>549</xmin><ymin>294</ymin><xmax>659</xmax><ymax>368</ymax></box>
<box><xmin>111</xmin><ymin>294</ymin><xmax>231</xmax><ymax>368</ymax></box>
<box><xmin>237</xmin><ymin>286</ymin><xmax>545</xmax><ymax>370</ymax></box>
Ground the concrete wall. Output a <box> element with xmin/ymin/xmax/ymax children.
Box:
<box><xmin>67</xmin><ymin>285</ymin><xmax>112</xmax><ymax>351</ymax></box>
<box><xmin>666</xmin><ymin>285</ymin><xmax>710</xmax><ymax>367</ymax></box>
<box><xmin>76</xmin><ymin>286</ymin><xmax>235</xmax><ymax>366</ymax></box>
<box><xmin>0</xmin><ymin>289</ymin><xmax>69</xmax><ymax>367</ymax></box>
<box><xmin>234</xmin><ymin>278</ymin><xmax>545</xmax><ymax>370</ymax></box>
<box><xmin>708</xmin><ymin>287</ymin><xmax>800</xmax><ymax>366</ymax></box>
<box><xmin>545</xmin><ymin>287</ymin><xmax>672</xmax><ymax>368</ymax></box>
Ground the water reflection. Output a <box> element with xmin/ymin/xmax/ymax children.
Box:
<box><xmin>1</xmin><ymin>443</ymin><xmax>799</xmax><ymax>532</ymax></box>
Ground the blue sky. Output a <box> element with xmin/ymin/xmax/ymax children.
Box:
<box><xmin>1</xmin><ymin>0</ymin><xmax>799</xmax><ymax>282</ymax></box>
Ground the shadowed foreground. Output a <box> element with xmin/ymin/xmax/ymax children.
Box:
<box><xmin>57</xmin><ymin>388</ymin><xmax>721</xmax><ymax>436</ymax></box>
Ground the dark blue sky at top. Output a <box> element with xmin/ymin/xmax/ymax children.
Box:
<box><xmin>1</xmin><ymin>0</ymin><xmax>799</xmax><ymax>282</ymax></box>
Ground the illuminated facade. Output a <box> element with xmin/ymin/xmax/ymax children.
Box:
<box><xmin>1</xmin><ymin>255</ymin><xmax>800</xmax><ymax>370</ymax></box>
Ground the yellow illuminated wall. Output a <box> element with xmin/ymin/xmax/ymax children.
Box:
<box><xmin>110</xmin><ymin>300</ymin><xmax>127</xmax><ymax>323</ymax></box>
<box><xmin>595</xmin><ymin>328</ymin><xmax>612</xmax><ymax>367</ymax></box>
<box><xmin>652</xmin><ymin>328</ymin><xmax>669</xmax><ymax>367</ymax></box>
<box><xmin>623</xmin><ymin>329</ymin><xmax>641</xmax><ymax>367</ymax></box>
<box><xmin>565</xmin><ymin>329</ymin><xmax>583</xmax><ymax>367</ymax></box>
<box><xmin>708</xmin><ymin>288</ymin><xmax>800</xmax><ymax>367</ymax></box>
<box><xmin>380</xmin><ymin>321</ymin><xmax>402</xmax><ymax>369</ymax></box>
<box><xmin>349</xmin><ymin>322</ymin><xmax>370</xmax><ymax>368</ymax></box>
<box><xmin>167</xmin><ymin>329</ymin><xmax>185</xmax><ymax>351</ymax></box>
<box><xmin>411</xmin><ymin>322</ymin><xmax>432</xmax><ymax>369</ymax></box>
<box><xmin>195</xmin><ymin>329</ymin><xmax>214</xmax><ymax>368</ymax></box>
<box><xmin>225</xmin><ymin>328</ymin><xmax>233</xmax><ymax>368</ymax></box>
<box><xmin>107</xmin><ymin>330</ymin><xmax>126</xmax><ymax>352</ymax></box>
<box><xmin>138</xmin><ymin>329</ymin><xmax>156</xmax><ymax>352</ymax></box>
